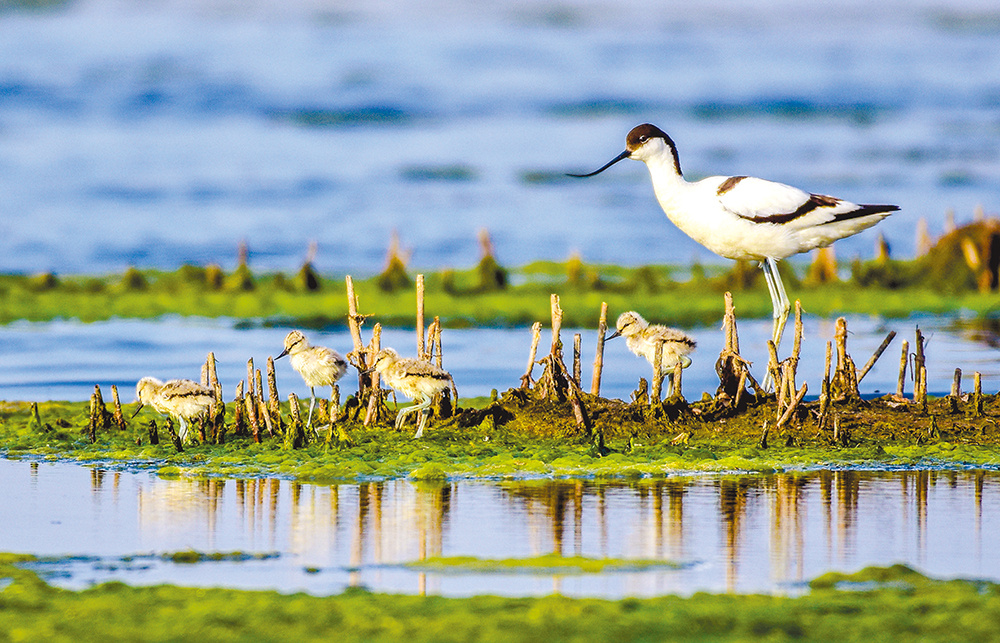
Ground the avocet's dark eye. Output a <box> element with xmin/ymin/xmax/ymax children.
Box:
<box><xmin>638</xmin><ymin>135</ymin><xmax>648</xmax><ymax>143</ymax></box>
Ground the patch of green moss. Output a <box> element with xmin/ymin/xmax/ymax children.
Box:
<box><xmin>407</xmin><ymin>555</ymin><xmax>682</xmax><ymax>574</ymax></box>
<box><xmin>3</xmin><ymin>257</ymin><xmax>1000</xmax><ymax>327</ymax></box>
<box><xmin>6</xmin><ymin>394</ymin><xmax>1000</xmax><ymax>483</ymax></box>
<box><xmin>1</xmin><ymin>557</ymin><xmax>999</xmax><ymax>642</ymax></box>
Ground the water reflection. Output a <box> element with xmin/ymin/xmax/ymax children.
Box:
<box><xmin>2</xmin><ymin>460</ymin><xmax>998</xmax><ymax>597</ymax></box>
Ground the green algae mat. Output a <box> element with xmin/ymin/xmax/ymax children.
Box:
<box><xmin>4</xmin><ymin>391</ymin><xmax>1000</xmax><ymax>482</ymax></box>
<box><xmin>4</xmin><ymin>256</ymin><xmax>1000</xmax><ymax>328</ymax></box>
<box><xmin>1</xmin><ymin>554</ymin><xmax>998</xmax><ymax>642</ymax></box>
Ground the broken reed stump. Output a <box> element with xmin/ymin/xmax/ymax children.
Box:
<box><xmin>213</xmin><ymin>382</ymin><xmax>225</xmax><ymax>444</ymax></box>
<box><xmin>974</xmin><ymin>371</ymin><xmax>984</xmax><ymax>417</ymax></box>
<box><xmin>416</xmin><ymin>273</ymin><xmax>425</xmax><ymax>360</ymax></box>
<box><xmin>258</xmin><ymin>398</ymin><xmax>274</xmax><ymax>438</ymax></box>
<box><xmin>537</xmin><ymin>294</ymin><xmax>574</xmax><ymax>401</ymax></box>
<box><xmin>28</xmin><ymin>402</ymin><xmax>42</xmax><ymax>432</ymax></box>
<box><xmin>146</xmin><ymin>420</ymin><xmax>159</xmax><ymax>445</ymax></box>
<box><xmin>632</xmin><ymin>378</ymin><xmax>649</xmax><ymax>406</ymax></box>
<box><xmin>364</xmin><ymin>323</ymin><xmax>385</xmax><ymax>426</ymax></box>
<box><xmin>286</xmin><ymin>392</ymin><xmax>306</xmax><ymax>449</ymax></box>
<box><xmin>715</xmin><ymin>291</ymin><xmax>763</xmax><ymax>403</ymax></box>
<box><xmin>910</xmin><ymin>327</ymin><xmax>928</xmax><ymax>408</ymax></box>
<box><xmin>650</xmin><ymin>339</ymin><xmax>664</xmax><ymax>403</ymax></box>
<box><xmin>550</xmin><ymin>293</ymin><xmax>563</xmax><ymax>358</ymax></box>
<box><xmin>431</xmin><ymin>318</ymin><xmax>455</xmax><ymax>418</ymax></box>
<box><xmin>425</xmin><ymin>318</ymin><xmax>439</xmax><ymax>365</ymax></box>
<box><xmin>520</xmin><ymin>321</ymin><xmax>543</xmax><ymax>389</ymax></box>
<box><xmin>244</xmin><ymin>389</ymin><xmax>261</xmax><ymax>443</ymax></box>
<box><xmin>254</xmin><ymin>367</ymin><xmax>271</xmax><ymax>436</ymax></box>
<box><xmin>88</xmin><ymin>385</ymin><xmax>113</xmax><ymax>442</ymax></box>
<box><xmin>433</xmin><ymin>316</ymin><xmax>444</xmax><ymax>368</ymax></box>
<box><xmin>950</xmin><ymin>368</ymin><xmax>962</xmax><ymax>413</ymax></box>
<box><xmin>830</xmin><ymin>317</ymin><xmax>859</xmax><ymax>401</ymax></box>
<box><xmin>327</xmin><ymin>384</ymin><xmax>353</xmax><ymax>445</ymax></box>
<box><xmin>164</xmin><ymin>418</ymin><xmax>183</xmax><ymax>452</ymax></box>
<box><xmin>110</xmin><ymin>384</ymin><xmax>127</xmax><ymax>431</ymax></box>
<box><xmin>345</xmin><ymin>275</ymin><xmax>372</xmax><ymax>401</ymax></box>
<box><xmin>267</xmin><ymin>356</ymin><xmax>282</xmax><ymax>431</ymax></box>
<box><xmin>858</xmin><ymin>331</ymin><xmax>896</xmax><ymax>384</ymax></box>
<box><xmin>591</xmin><ymin>301</ymin><xmax>609</xmax><ymax>396</ymax></box>
<box><xmin>573</xmin><ymin>333</ymin><xmax>582</xmax><ymax>387</ymax></box>
<box><xmin>246</xmin><ymin>357</ymin><xmax>256</xmax><ymax>417</ymax></box>
<box><xmin>818</xmin><ymin>341</ymin><xmax>833</xmax><ymax>430</ymax></box>
<box><xmin>896</xmin><ymin>339</ymin><xmax>910</xmax><ymax>400</ymax></box>
<box><xmin>524</xmin><ymin>294</ymin><xmax>590</xmax><ymax>433</ymax></box>
<box><xmin>232</xmin><ymin>380</ymin><xmax>247</xmax><ymax>437</ymax></box>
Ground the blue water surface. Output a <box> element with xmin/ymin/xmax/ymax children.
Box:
<box><xmin>1</xmin><ymin>0</ymin><xmax>998</xmax><ymax>276</ymax></box>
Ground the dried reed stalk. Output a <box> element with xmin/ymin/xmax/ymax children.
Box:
<box><xmin>733</xmin><ymin>368</ymin><xmax>748</xmax><ymax>408</ymax></box>
<box><xmin>254</xmin><ymin>368</ymin><xmax>269</xmax><ymax>435</ymax></box>
<box><xmin>207</xmin><ymin>352</ymin><xmax>218</xmax><ymax>389</ymax></box>
<box><xmin>258</xmin><ymin>398</ymin><xmax>274</xmax><ymax>438</ymax></box>
<box><xmin>591</xmin><ymin>301</ymin><xmax>609</xmax><ymax>396</ymax></box>
<box><xmin>974</xmin><ymin>371</ymin><xmax>984</xmax><ymax>416</ymax></box>
<box><xmin>364</xmin><ymin>323</ymin><xmax>383</xmax><ymax>426</ymax></box>
<box><xmin>818</xmin><ymin>340</ymin><xmax>832</xmax><ymax>427</ymax></box>
<box><xmin>287</xmin><ymin>392</ymin><xmax>303</xmax><ymax>448</ymax></box>
<box><xmin>573</xmin><ymin>333</ymin><xmax>582</xmax><ymax>387</ymax></box>
<box><xmin>767</xmin><ymin>340</ymin><xmax>781</xmax><ymax>404</ymax></box>
<box><xmin>651</xmin><ymin>340</ymin><xmax>664</xmax><ymax>403</ymax></box>
<box><xmin>233</xmin><ymin>380</ymin><xmax>246</xmax><ymax>436</ymax></box>
<box><xmin>858</xmin><ymin>331</ymin><xmax>896</xmax><ymax>384</ymax></box>
<box><xmin>896</xmin><ymin>339</ymin><xmax>909</xmax><ymax>399</ymax></box>
<box><xmin>434</xmin><ymin>317</ymin><xmax>444</xmax><ymax>368</ymax></box>
<box><xmin>789</xmin><ymin>300</ymin><xmax>803</xmax><ymax>393</ymax></box>
<box><xmin>416</xmin><ymin>273</ymin><xmax>425</xmax><ymax>360</ymax></box>
<box><xmin>246</xmin><ymin>358</ymin><xmax>255</xmax><ymax>406</ymax></box>
<box><xmin>244</xmin><ymin>391</ymin><xmax>260</xmax><ymax>443</ymax></box>
<box><xmin>776</xmin><ymin>382</ymin><xmax>808</xmax><ymax>432</ymax></box>
<box><xmin>520</xmin><ymin>322</ymin><xmax>543</xmax><ymax>389</ymax></box>
<box><xmin>267</xmin><ymin>356</ymin><xmax>281</xmax><ymax>429</ymax></box>
<box><xmin>550</xmin><ymin>294</ymin><xmax>563</xmax><ymax>358</ymax></box>
<box><xmin>111</xmin><ymin>384</ymin><xmax>127</xmax><ymax>431</ymax></box>
<box><xmin>346</xmin><ymin>275</ymin><xmax>369</xmax><ymax>396</ymax></box>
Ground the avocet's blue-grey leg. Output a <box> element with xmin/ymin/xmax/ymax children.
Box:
<box><xmin>414</xmin><ymin>393</ymin><xmax>434</xmax><ymax>438</ymax></box>
<box><xmin>762</xmin><ymin>257</ymin><xmax>790</xmax><ymax>349</ymax></box>
<box><xmin>306</xmin><ymin>386</ymin><xmax>317</xmax><ymax>429</ymax></box>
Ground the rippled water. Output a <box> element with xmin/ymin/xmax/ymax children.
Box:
<box><xmin>1</xmin><ymin>0</ymin><xmax>999</xmax><ymax>276</ymax></box>
<box><xmin>1</xmin><ymin>314</ymin><xmax>998</xmax><ymax>402</ymax></box>
<box><xmin>3</xmin><ymin>459</ymin><xmax>997</xmax><ymax>597</ymax></box>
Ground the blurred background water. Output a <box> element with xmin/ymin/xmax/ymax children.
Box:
<box><xmin>1</xmin><ymin>315</ymin><xmax>997</xmax><ymax>402</ymax></box>
<box><xmin>1</xmin><ymin>0</ymin><xmax>999</xmax><ymax>276</ymax></box>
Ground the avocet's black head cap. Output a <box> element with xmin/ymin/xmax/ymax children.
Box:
<box><xmin>568</xmin><ymin>123</ymin><xmax>679</xmax><ymax>177</ymax></box>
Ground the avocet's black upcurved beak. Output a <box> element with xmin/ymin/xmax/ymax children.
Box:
<box><xmin>131</xmin><ymin>402</ymin><xmax>144</xmax><ymax>419</ymax></box>
<box><xmin>606</xmin><ymin>329</ymin><xmax>622</xmax><ymax>341</ymax></box>
<box><xmin>567</xmin><ymin>149</ymin><xmax>631</xmax><ymax>178</ymax></box>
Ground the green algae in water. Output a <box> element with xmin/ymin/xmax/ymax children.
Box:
<box><xmin>7</xmin><ymin>397</ymin><xmax>1000</xmax><ymax>483</ymax></box>
<box><xmin>3</xmin><ymin>259</ymin><xmax>1000</xmax><ymax>327</ymax></box>
<box><xmin>406</xmin><ymin>554</ymin><xmax>682</xmax><ymax>574</ymax></box>
<box><xmin>1</xmin><ymin>556</ymin><xmax>1000</xmax><ymax>642</ymax></box>
<box><xmin>164</xmin><ymin>550</ymin><xmax>279</xmax><ymax>564</ymax></box>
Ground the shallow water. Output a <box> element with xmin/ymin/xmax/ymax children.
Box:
<box><xmin>1</xmin><ymin>0</ymin><xmax>999</xmax><ymax>276</ymax></box>
<box><xmin>0</xmin><ymin>314</ymin><xmax>996</xmax><ymax>403</ymax></box>
<box><xmin>3</xmin><ymin>458</ymin><xmax>997</xmax><ymax>597</ymax></box>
